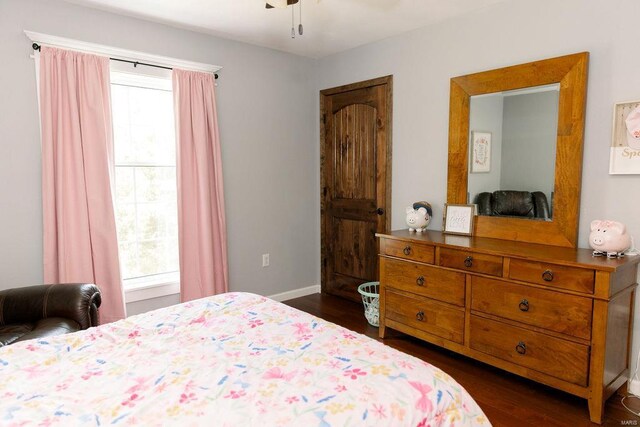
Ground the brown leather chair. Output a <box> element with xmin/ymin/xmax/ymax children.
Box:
<box><xmin>0</xmin><ymin>283</ymin><xmax>101</xmax><ymax>347</ymax></box>
<box><xmin>474</xmin><ymin>190</ymin><xmax>550</xmax><ymax>220</ymax></box>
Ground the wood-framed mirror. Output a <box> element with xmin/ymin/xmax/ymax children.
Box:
<box><xmin>447</xmin><ymin>52</ymin><xmax>589</xmax><ymax>248</ymax></box>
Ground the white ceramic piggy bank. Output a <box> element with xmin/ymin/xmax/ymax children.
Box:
<box><xmin>589</xmin><ymin>220</ymin><xmax>631</xmax><ymax>257</ymax></box>
<box><xmin>406</xmin><ymin>206</ymin><xmax>430</xmax><ymax>232</ymax></box>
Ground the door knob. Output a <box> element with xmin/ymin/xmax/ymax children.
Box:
<box><xmin>370</xmin><ymin>208</ymin><xmax>384</xmax><ymax>215</ymax></box>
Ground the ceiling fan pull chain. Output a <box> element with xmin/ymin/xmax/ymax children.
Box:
<box><xmin>299</xmin><ymin>0</ymin><xmax>303</xmax><ymax>35</ymax></box>
<box><xmin>291</xmin><ymin>5</ymin><xmax>295</xmax><ymax>38</ymax></box>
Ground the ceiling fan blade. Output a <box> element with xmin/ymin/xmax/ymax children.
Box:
<box><xmin>265</xmin><ymin>0</ymin><xmax>299</xmax><ymax>9</ymax></box>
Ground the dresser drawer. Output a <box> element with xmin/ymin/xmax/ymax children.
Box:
<box><xmin>385</xmin><ymin>290</ymin><xmax>464</xmax><ymax>344</ymax></box>
<box><xmin>382</xmin><ymin>258</ymin><xmax>465</xmax><ymax>306</ymax></box>
<box><xmin>381</xmin><ymin>238</ymin><xmax>435</xmax><ymax>264</ymax></box>
<box><xmin>470</xmin><ymin>315</ymin><xmax>589</xmax><ymax>386</ymax></box>
<box><xmin>509</xmin><ymin>259</ymin><xmax>595</xmax><ymax>293</ymax></box>
<box><xmin>439</xmin><ymin>247</ymin><xmax>503</xmax><ymax>276</ymax></box>
<box><xmin>471</xmin><ymin>277</ymin><xmax>592</xmax><ymax>340</ymax></box>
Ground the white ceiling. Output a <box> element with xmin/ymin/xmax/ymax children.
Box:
<box><xmin>62</xmin><ymin>0</ymin><xmax>507</xmax><ymax>58</ymax></box>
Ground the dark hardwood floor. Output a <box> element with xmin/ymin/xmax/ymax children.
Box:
<box><xmin>283</xmin><ymin>292</ymin><xmax>640</xmax><ymax>427</ymax></box>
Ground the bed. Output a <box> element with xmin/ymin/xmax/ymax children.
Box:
<box><xmin>0</xmin><ymin>292</ymin><xmax>490</xmax><ymax>426</ymax></box>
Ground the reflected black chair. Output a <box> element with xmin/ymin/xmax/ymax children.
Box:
<box><xmin>474</xmin><ymin>190</ymin><xmax>550</xmax><ymax>220</ymax></box>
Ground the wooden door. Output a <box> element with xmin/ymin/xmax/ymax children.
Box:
<box><xmin>320</xmin><ymin>76</ymin><xmax>392</xmax><ymax>302</ymax></box>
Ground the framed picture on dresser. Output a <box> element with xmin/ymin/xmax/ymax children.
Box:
<box><xmin>443</xmin><ymin>203</ymin><xmax>476</xmax><ymax>236</ymax></box>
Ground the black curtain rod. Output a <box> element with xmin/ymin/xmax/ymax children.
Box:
<box><xmin>32</xmin><ymin>43</ymin><xmax>218</xmax><ymax>79</ymax></box>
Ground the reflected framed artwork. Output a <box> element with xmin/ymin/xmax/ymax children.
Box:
<box><xmin>443</xmin><ymin>203</ymin><xmax>476</xmax><ymax>236</ymax></box>
<box><xmin>470</xmin><ymin>131</ymin><xmax>491</xmax><ymax>173</ymax></box>
<box><xmin>610</xmin><ymin>100</ymin><xmax>640</xmax><ymax>174</ymax></box>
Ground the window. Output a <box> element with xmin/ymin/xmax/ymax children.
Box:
<box><xmin>111</xmin><ymin>67</ymin><xmax>179</xmax><ymax>290</ymax></box>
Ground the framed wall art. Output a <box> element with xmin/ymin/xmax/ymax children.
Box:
<box><xmin>443</xmin><ymin>203</ymin><xmax>476</xmax><ymax>236</ymax></box>
<box><xmin>470</xmin><ymin>131</ymin><xmax>491</xmax><ymax>173</ymax></box>
<box><xmin>610</xmin><ymin>99</ymin><xmax>640</xmax><ymax>174</ymax></box>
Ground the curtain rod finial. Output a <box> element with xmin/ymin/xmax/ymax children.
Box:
<box><xmin>32</xmin><ymin>43</ymin><xmax>41</xmax><ymax>51</ymax></box>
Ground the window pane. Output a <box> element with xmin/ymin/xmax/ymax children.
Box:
<box><xmin>137</xmin><ymin>240</ymin><xmax>178</xmax><ymax>277</ymax></box>
<box><xmin>137</xmin><ymin>202</ymin><xmax>165</xmax><ymax>240</ymax></box>
<box><xmin>167</xmin><ymin>239</ymin><xmax>179</xmax><ymax>270</ymax></box>
<box><xmin>126</xmin><ymin>87</ymin><xmax>175</xmax><ymax>165</ymax></box>
<box><xmin>115</xmin><ymin>203</ymin><xmax>136</xmax><ymax>244</ymax></box>
<box><xmin>135</xmin><ymin>167</ymin><xmax>176</xmax><ymax>203</ymax></box>
<box><xmin>166</xmin><ymin>202</ymin><xmax>178</xmax><ymax>238</ymax></box>
<box><xmin>112</xmin><ymin>86</ymin><xmax>135</xmax><ymax>164</ymax></box>
<box><xmin>118</xmin><ymin>241</ymin><xmax>139</xmax><ymax>280</ymax></box>
<box><xmin>115</xmin><ymin>166</ymin><xmax>135</xmax><ymax>204</ymax></box>
<box><xmin>112</xmin><ymin>75</ymin><xmax>178</xmax><ymax>283</ymax></box>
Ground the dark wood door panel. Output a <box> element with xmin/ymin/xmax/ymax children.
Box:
<box><xmin>321</xmin><ymin>76</ymin><xmax>392</xmax><ymax>301</ymax></box>
<box><xmin>332</xmin><ymin>218</ymin><xmax>376</xmax><ymax>280</ymax></box>
<box><xmin>333</xmin><ymin>104</ymin><xmax>377</xmax><ymax>200</ymax></box>
<box><xmin>329</xmin><ymin>198</ymin><xmax>377</xmax><ymax>221</ymax></box>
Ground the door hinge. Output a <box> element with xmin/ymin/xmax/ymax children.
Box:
<box><xmin>322</xmin><ymin>114</ymin><xmax>326</xmax><ymax>124</ymax></box>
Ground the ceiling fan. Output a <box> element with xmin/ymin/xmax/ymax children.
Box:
<box><xmin>266</xmin><ymin>0</ymin><xmax>323</xmax><ymax>37</ymax></box>
<box><xmin>265</xmin><ymin>0</ymin><xmax>299</xmax><ymax>9</ymax></box>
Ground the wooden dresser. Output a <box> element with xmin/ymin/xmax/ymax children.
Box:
<box><xmin>377</xmin><ymin>229</ymin><xmax>639</xmax><ymax>424</ymax></box>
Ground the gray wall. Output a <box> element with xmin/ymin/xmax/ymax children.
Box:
<box><xmin>468</xmin><ymin>95</ymin><xmax>503</xmax><ymax>202</ymax></box>
<box><xmin>316</xmin><ymin>0</ymin><xmax>640</xmax><ymax>377</ymax></box>
<box><xmin>126</xmin><ymin>294</ymin><xmax>180</xmax><ymax>317</ymax></box>
<box><xmin>0</xmin><ymin>0</ymin><xmax>319</xmax><ymax>304</ymax></box>
<box><xmin>501</xmin><ymin>91</ymin><xmax>558</xmax><ymax>202</ymax></box>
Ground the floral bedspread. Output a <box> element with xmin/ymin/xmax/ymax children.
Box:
<box><xmin>0</xmin><ymin>292</ymin><xmax>490</xmax><ymax>426</ymax></box>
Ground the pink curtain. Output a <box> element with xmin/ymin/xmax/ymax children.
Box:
<box><xmin>172</xmin><ymin>69</ymin><xmax>228</xmax><ymax>302</ymax></box>
<box><xmin>39</xmin><ymin>47</ymin><xmax>125</xmax><ymax>323</ymax></box>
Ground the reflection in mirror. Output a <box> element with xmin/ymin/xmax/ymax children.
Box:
<box><xmin>467</xmin><ymin>84</ymin><xmax>559</xmax><ymax>220</ymax></box>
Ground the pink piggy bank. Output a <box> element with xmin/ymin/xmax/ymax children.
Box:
<box><xmin>589</xmin><ymin>220</ymin><xmax>631</xmax><ymax>257</ymax></box>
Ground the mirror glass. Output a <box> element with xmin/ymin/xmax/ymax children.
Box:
<box><xmin>467</xmin><ymin>84</ymin><xmax>560</xmax><ymax>220</ymax></box>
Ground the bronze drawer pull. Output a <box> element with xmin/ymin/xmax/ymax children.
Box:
<box><xmin>515</xmin><ymin>341</ymin><xmax>527</xmax><ymax>355</ymax></box>
<box><xmin>416</xmin><ymin>276</ymin><xmax>425</xmax><ymax>286</ymax></box>
<box><xmin>464</xmin><ymin>256</ymin><xmax>473</xmax><ymax>268</ymax></box>
<box><xmin>416</xmin><ymin>311</ymin><xmax>425</xmax><ymax>321</ymax></box>
<box><xmin>542</xmin><ymin>269</ymin><xmax>554</xmax><ymax>282</ymax></box>
<box><xmin>403</xmin><ymin>245</ymin><xmax>412</xmax><ymax>255</ymax></box>
<box><xmin>518</xmin><ymin>299</ymin><xmax>530</xmax><ymax>312</ymax></box>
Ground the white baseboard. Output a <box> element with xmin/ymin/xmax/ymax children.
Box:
<box><xmin>268</xmin><ymin>284</ymin><xmax>320</xmax><ymax>302</ymax></box>
<box><xmin>629</xmin><ymin>379</ymin><xmax>640</xmax><ymax>396</ymax></box>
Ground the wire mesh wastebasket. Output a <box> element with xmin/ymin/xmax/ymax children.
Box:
<box><xmin>357</xmin><ymin>281</ymin><xmax>379</xmax><ymax>327</ymax></box>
